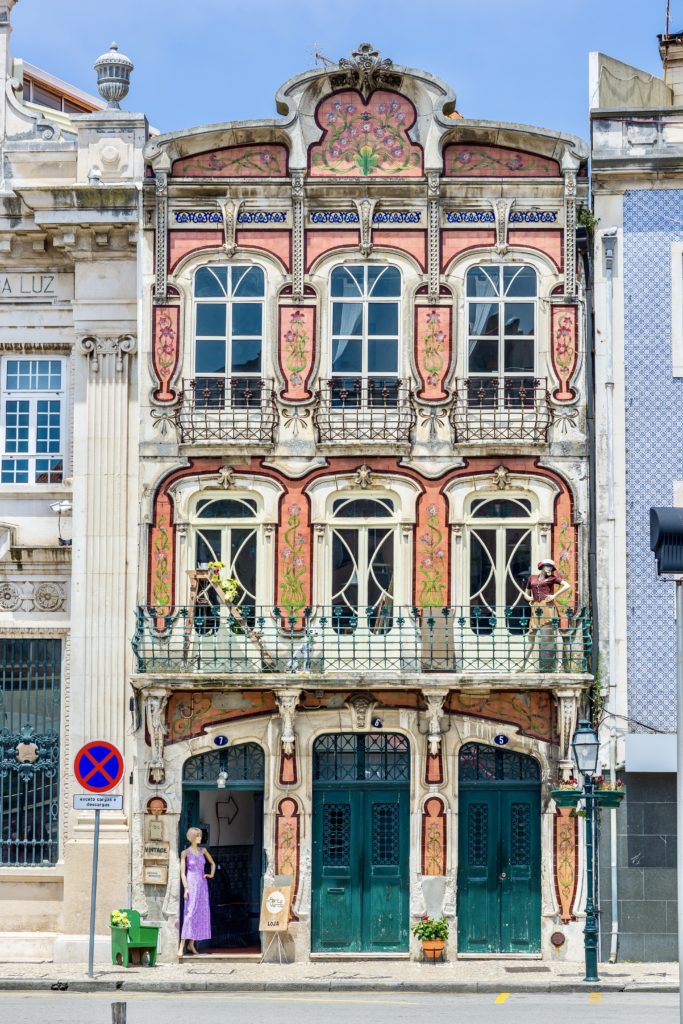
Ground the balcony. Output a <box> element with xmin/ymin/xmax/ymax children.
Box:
<box><xmin>132</xmin><ymin>604</ymin><xmax>591</xmax><ymax>677</ymax></box>
<box><xmin>451</xmin><ymin>377</ymin><xmax>551</xmax><ymax>443</ymax></box>
<box><xmin>314</xmin><ymin>378</ymin><xmax>415</xmax><ymax>445</ymax></box>
<box><xmin>176</xmin><ymin>378</ymin><xmax>277</xmax><ymax>445</ymax></box>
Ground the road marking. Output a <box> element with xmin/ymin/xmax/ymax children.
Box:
<box><xmin>12</xmin><ymin>992</ymin><xmax>417</xmax><ymax>1005</ymax></box>
<box><xmin>588</xmin><ymin>992</ymin><xmax>601</xmax><ymax>1004</ymax></box>
<box><xmin>495</xmin><ymin>992</ymin><xmax>510</xmax><ymax>1004</ymax></box>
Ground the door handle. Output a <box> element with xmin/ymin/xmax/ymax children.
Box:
<box><xmin>499</xmin><ymin>872</ymin><xmax>507</xmax><ymax>880</ymax></box>
<box><xmin>327</xmin><ymin>887</ymin><xmax>345</xmax><ymax>894</ymax></box>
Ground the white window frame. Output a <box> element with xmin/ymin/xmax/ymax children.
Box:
<box><xmin>193</xmin><ymin>264</ymin><xmax>266</xmax><ymax>387</ymax></box>
<box><xmin>328</xmin><ymin>493</ymin><xmax>399</xmax><ymax>614</ymax></box>
<box><xmin>328</xmin><ymin>263</ymin><xmax>402</xmax><ymax>385</ymax></box>
<box><xmin>0</xmin><ymin>356</ymin><xmax>66</xmax><ymax>485</ymax></box>
<box><xmin>465</xmin><ymin>263</ymin><xmax>538</xmax><ymax>388</ymax></box>
<box><xmin>187</xmin><ymin>491</ymin><xmax>266</xmax><ymax>608</ymax></box>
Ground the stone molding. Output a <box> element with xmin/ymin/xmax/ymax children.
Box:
<box><xmin>77</xmin><ymin>334</ymin><xmax>136</xmax><ymax>373</ymax></box>
<box><xmin>0</xmin><ymin>579</ymin><xmax>67</xmax><ymax>613</ymax></box>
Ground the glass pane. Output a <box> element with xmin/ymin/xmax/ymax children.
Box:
<box><xmin>231</xmin><ymin>339</ymin><xmax>262</xmax><ymax>374</ymax></box>
<box><xmin>468</xmin><ymin>338</ymin><xmax>498</xmax><ymax>374</ymax></box>
<box><xmin>332</xmin><ymin>529</ymin><xmax>359</xmax><ymax>623</ymax></box>
<box><xmin>231</xmin><ymin>527</ymin><xmax>257</xmax><ymax>605</ymax></box>
<box><xmin>504</xmin><ymin>266</ymin><xmax>536</xmax><ymax>297</ymax></box>
<box><xmin>1</xmin><ymin>458</ymin><xmax>28</xmax><ymax>483</ymax></box>
<box><xmin>196</xmin><ymin>303</ymin><xmax>226</xmax><ymax>337</ymax></box>
<box><xmin>467</xmin><ymin>266</ymin><xmax>499</xmax><ymax>297</ymax></box>
<box><xmin>368</xmin><ymin>340</ymin><xmax>398</xmax><ymax>374</ymax></box>
<box><xmin>469</xmin><ymin>302</ymin><xmax>499</xmax><ymax>336</ymax></box>
<box><xmin>196</xmin><ymin>498</ymin><xmax>257</xmax><ymax>518</ymax></box>
<box><xmin>505</xmin><ymin>528</ymin><xmax>532</xmax><ymax>607</ymax></box>
<box><xmin>36</xmin><ymin>401</ymin><xmax>60</xmax><ymax>454</ymax></box>
<box><xmin>505</xmin><ymin>338</ymin><xmax>534</xmax><ymax>373</ymax></box>
<box><xmin>332</xmin><ymin>498</ymin><xmax>394</xmax><ymax>517</ymax></box>
<box><xmin>6</xmin><ymin>359</ymin><xmax>61</xmax><ymax>390</ymax></box>
<box><xmin>232</xmin><ymin>266</ymin><xmax>264</xmax><ymax>297</ymax></box>
<box><xmin>368</xmin><ymin>265</ymin><xmax>401</xmax><ymax>297</ymax></box>
<box><xmin>195</xmin><ymin>266</ymin><xmax>228</xmax><ymax>297</ymax></box>
<box><xmin>470</xmin><ymin>529</ymin><xmax>497</xmax><ymax>633</ymax></box>
<box><xmin>331</xmin><ymin>266</ymin><xmax>364</xmax><ymax>297</ymax></box>
<box><xmin>504</xmin><ymin>302</ymin><xmax>534</xmax><ymax>336</ymax></box>
<box><xmin>35</xmin><ymin>459</ymin><xmax>62</xmax><ymax>484</ymax></box>
<box><xmin>367</xmin><ymin>528</ymin><xmax>394</xmax><ymax>605</ymax></box>
<box><xmin>4</xmin><ymin>401</ymin><xmax>29</xmax><ymax>453</ymax></box>
<box><xmin>368</xmin><ymin>302</ymin><xmax>398</xmax><ymax>335</ymax></box>
<box><xmin>332</xmin><ymin>339</ymin><xmax>362</xmax><ymax>374</ymax></box>
<box><xmin>332</xmin><ymin>302</ymin><xmax>363</xmax><ymax>336</ymax></box>
<box><xmin>471</xmin><ymin>498</ymin><xmax>532</xmax><ymax>518</ymax></box>
<box><xmin>195</xmin><ymin>340</ymin><xmax>226</xmax><ymax>374</ymax></box>
<box><xmin>196</xmin><ymin>528</ymin><xmax>222</xmax><ymax>566</ymax></box>
<box><xmin>232</xmin><ymin>303</ymin><xmax>262</xmax><ymax>337</ymax></box>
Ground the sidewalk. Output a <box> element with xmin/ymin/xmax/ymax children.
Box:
<box><xmin>0</xmin><ymin>957</ymin><xmax>677</xmax><ymax>994</ymax></box>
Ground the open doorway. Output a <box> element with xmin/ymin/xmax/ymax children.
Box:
<box><xmin>180</xmin><ymin>743</ymin><xmax>265</xmax><ymax>955</ymax></box>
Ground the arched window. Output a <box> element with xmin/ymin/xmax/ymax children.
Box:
<box><xmin>466</xmin><ymin>265</ymin><xmax>537</xmax><ymax>406</ymax></box>
<box><xmin>192</xmin><ymin>495</ymin><xmax>259</xmax><ymax>611</ymax></box>
<box><xmin>329</xmin><ymin>265</ymin><xmax>401</xmax><ymax>406</ymax></box>
<box><xmin>466</xmin><ymin>494</ymin><xmax>534</xmax><ymax>634</ymax></box>
<box><xmin>330</xmin><ymin>495</ymin><xmax>396</xmax><ymax>633</ymax></box>
<box><xmin>193</xmin><ymin>265</ymin><xmax>265</xmax><ymax>406</ymax></box>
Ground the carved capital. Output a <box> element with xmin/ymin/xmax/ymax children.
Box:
<box><xmin>346</xmin><ymin>693</ymin><xmax>377</xmax><ymax>730</ymax></box>
<box><xmin>275</xmin><ymin>689</ymin><xmax>301</xmax><ymax>755</ymax></box>
<box><xmin>78</xmin><ymin>334</ymin><xmax>136</xmax><ymax>373</ymax></box>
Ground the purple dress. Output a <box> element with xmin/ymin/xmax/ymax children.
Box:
<box><xmin>181</xmin><ymin>849</ymin><xmax>211</xmax><ymax>941</ymax></box>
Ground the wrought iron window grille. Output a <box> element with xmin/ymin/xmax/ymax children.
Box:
<box><xmin>314</xmin><ymin>378</ymin><xmax>415</xmax><ymax>444</ymax></box>
<box><xmin>176</xmin><ymin>378</ymin><xmax>277</xmax><ymax>444</ymax></box>
<box><xmin>451</xmin><ymin>377</ymin><xmax>551</xmax><ymax>442</ymax></box>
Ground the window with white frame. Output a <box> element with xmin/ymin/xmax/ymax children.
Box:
<box><xmin>466</xmin><ymin>265</ymin><xmax>537</xmax><ymax>405</ymax></box>
<box><xmin>466</xmin><ymin>495</ymin><xmax>535</xmax><ymax>633</ymax></box>
<box><xmin>330</xmin><ymin>495</ymin><xmax>396</xmax><ymax>632</ymax></box>
<box><xmin>329</xmin><ymin>265</ymin><xmax>401</xmax><ymax>405</ymax></box>
<box><xmin>1</xmin><ymin>358</ymin><xmax>65</xmax><ymax>484</ymax></box>
<box><xmin>193</xmin><ymin>265</ymin><xmax>265</xmax><ymax>406</ymax></box>
<box><xmin>192</xmin><ymin>495</ymin><xmax>260</xmax><ymax>616</ymax></box>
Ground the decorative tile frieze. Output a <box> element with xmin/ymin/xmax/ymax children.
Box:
<box><xmin>445</xmin><ymin>209</ymin><xmax>558</xmax><ymax>225</ymax></box>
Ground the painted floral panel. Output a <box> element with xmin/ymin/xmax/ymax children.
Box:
<box><xmin>278</xmin><ymin>494</ymin><xmax>311</xmax><ymax>616</ymax></box>
<box><xmin>448</xmin><ymin>690</ymin><xmax>555</xmax><ymax>743</ymax></box>
<box><xmin>422</xmin><ymin>797</ymin><xmax>447</xmax><ymax>875</ymax></box>
<box><xmin>551</xmin><ymin>305</ymin><xmax>578</xmax><ymax>401</ymax></box>
<box><xmin>415</xmin><ymin>490</ymin><xmax>449</xmax><ymax>609</ymax></box>
<box><xmin>149</xmin><ymin>493</ymin><xmax>174</xmax><ymax>611</ymax></box>
<box><xmin>554</xmin><ymin>807</ymin><xmax>578</xmax><ymax>923</ymax></box>
<box><xmin>415</xmin><ymin>306</ymin><xmax>451</xmax><ymax>400</ymax></box>
<box><xmin>279</xmin><ymin>306</ymin><xmax>315</xmax><ymax>401</ymax></box>
<box><xmin>309</xmin><ymin>90</ymin><xmax>423</xmax><ymax>177</ymax></box>
<box><xmin>172</xmin><ymin>144</ymin><xmax>288</xmax><ymax>178</ymax></box>
<box><xmin>152</xmin><ymin>304</ymin><xmax>180</xmax><ymax>402</ymax></box>
<box><xmin>444</xmin><ymin>144</ymin><xmax>560</xmax><ymax>178</ymax></box>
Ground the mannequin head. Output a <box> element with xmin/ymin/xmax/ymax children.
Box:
<box><xmin>537</xmin><ymin>558</ymin><xmax>558</xmax><ymax>579</ymax></box>
<box><xmin>186</xmin><ymin>826</ymin><xmax>202</xmax><ymax>845</ymax></box>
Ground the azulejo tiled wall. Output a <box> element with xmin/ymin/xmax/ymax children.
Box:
<box><xmin>624</xmin><ymin>189</ymin><xmax>683</xmax><ymax>732</ymax></box>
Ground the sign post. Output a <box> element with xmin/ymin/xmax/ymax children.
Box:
<box><xmin>73</xmin><ymin>741</ymin><xmax>125</xmax><ymax>979</ymax></box>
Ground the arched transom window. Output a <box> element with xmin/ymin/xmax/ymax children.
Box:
<box><xmin>466</xmin><ymin>265</ymin><xmax>537</xmax><ymax>406</ymax></box>
<box><xmin>330</xmin><ymin>495</ymin><xmax>396</xmax><ymax>632</ymax></box>
<box><xmin>193</xmin><ymin>265</ymin><xmax>265</xmax><ymax>404</ymax></box>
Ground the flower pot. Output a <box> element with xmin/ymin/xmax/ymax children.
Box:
<box><xmin>595</xmin><ymin>790</ymin><xmax>624</xmax><ymax>809</ymax></box>
<box><xmin>550</xmin><ymin>788</ymin><xmax>583</xmax><ymax>808</ymax></box>
<box><xmin>422</xmin><ymin>937</ymin><xmax>446</xmax><ymax>961</ymax></box>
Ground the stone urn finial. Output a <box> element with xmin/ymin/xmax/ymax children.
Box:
<box><xmin>94</xmin><ymin>41</ymin><xmax>134</xmax><ymax>109</ymax></box>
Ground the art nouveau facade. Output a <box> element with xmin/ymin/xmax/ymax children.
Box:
<box><xmin>132</xmin><ymin>46</ymin><xmax>593</xmax><ymax>962</ymax></box>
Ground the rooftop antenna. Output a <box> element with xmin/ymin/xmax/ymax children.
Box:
<box><xmin>312</xmin><ymin>47</ymin><xmax>335</xmax><ymax>68</ymax></box>
<box><xmin>665</xmin><ymin>0</ymin><xmax>671</xmax><ymax>84</ymax></box>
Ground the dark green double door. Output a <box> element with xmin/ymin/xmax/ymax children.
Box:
<box><xmin>312</xmin><ymin>788</ymin><xmax>409</xmax><ymax>953</ymax></box>
<box><xmin>458</xmin><ymin>786</ymin><xmax>541</xmax><ymax>954</ymax></box>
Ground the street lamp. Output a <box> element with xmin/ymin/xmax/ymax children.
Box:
<box><xmin>572</xmin><ymin>720</ymin><xmax>601</xmax><ymax>983</ymax></box>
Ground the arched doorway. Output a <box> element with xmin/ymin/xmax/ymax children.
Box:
<box><xmin>180</xmin><ymin>742</ymin><xmax>265</xmax><ymax>954</ymax></box>
<box><xmin>457</xmin><ymin>742</ymin><xmax>541</xmax><ymax>955</ymax></box>
<box><xmin>311</xmin><ymin>732</ymin><xmax>410</xmax><ymax>954</ymax></box>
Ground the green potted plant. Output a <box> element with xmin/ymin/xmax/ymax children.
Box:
<box><xmin>411</xmin><ymin>915</ymin><xmax>448</xmax><ymax>960</ymax></box>
<box><xmin>550</xmin><ymin>775</ymin><xmax>583</xmax><ymax>808</ymax></box>
<box><xmin>595</xmin><ymin>775</ymin><xmax>625</xmax><ymax>808</ymax></box>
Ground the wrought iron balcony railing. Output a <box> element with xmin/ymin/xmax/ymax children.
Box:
<box><xmin>314</xmin><ymin>378</ymin><xmax>415</xmax><ymax>444</ymax></box>
<box><xmin>133</xmin><ymin>604</ymin><xmax>591</xmax><ymax>676</ymax></box>
<box><xmin>451</xmin><ymin>377</ymin><xmax>552</xmax><ymax>442</ymax></box>
<box><xmin>176</xmin><ymin>378</ymin><xmax>277</xmax><ymax>445</ymax></box>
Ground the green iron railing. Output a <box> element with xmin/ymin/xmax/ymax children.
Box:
<box><xmin>132</xmin><ymin>604</ymin><xmax>591</xmax><ymax>676</ymax></box>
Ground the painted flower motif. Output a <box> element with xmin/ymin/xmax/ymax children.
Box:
<box><xmin>285</xmin><ymin>331</ymin><xmax>294</xmax><ymax>343</ymax></box>
<box><xmin>435</xmin><ymin>549</ymin><xmax>444</xmax><ymax>560</ymax></box>
<box><xmin>427</xmin><ymin>373</ymin><xmax>439</xmax><ymax>386</ymax></box>
<box><xmin>331</xmin><ymin>146</ymin><xmax>341</xmax><ymax>158</ymax></box>
<box><xmin>291</xmin><ymin>374</ymin><xmax>302</xmax><ymax>385</ymax></box>
<box><xmin>362</xmin><ymin>124</ymin><xmax>371</xmax><ymax>133</ymax></box>
<box><xmin>293</xmin><ymin>556</ymin><xmax>305</xmax><ymax>570</ymax></box>
<box><xmin>396</xmin><ymin>112</ymin><xmax>405</xmax><ymax>122</ymax></box>
<box><xmin>420</xmin><ymin>533</ymin><xmax>432</xmax><ymax>545</ymax></box>
<box><xmin>282</xmin><ymin>547</ymin><xmax>292</xmax><ymax>561</ymax></box>
<box><xmin>339</xmin><ymin>136</ymin><xmax>349</xmax><ymax>147</ymax></box>
<box><xmin>296</xmin><ymin>534</ymin><xmax>305</xmax><ymax>546</ymax></box>
<box><xmin>374</xmin><ymin>126</ymin><xmax>384</xmax><ymax>138</ymax></box>
<box><xmin>327</xmin><ymin>112</ymin><xmax>336</xmax><ymax>123</ymax></box>
<box><xmin>377</xmin><ymin>102</ymin><xmax>386</xmax><ymax>113</ymax></box>
<box><xmin>422</xmin><ymin>556</ymin><xmax>433</xmax><ymax>568</ymax></box>
<box><xmin>260</xmin><ymin>152</ymin><xmax>272</xmax><ymax>166</ymax></box>
<box><xmin>393</xmin><ymin>147</ymin><xmax>403</xmax><ymax>157</ymax></box>
<box><xmin>162</xmin><ymin>342</ymin><xmax>174</xmax><ymax>354</ymax></box>
<box><xmin>458</xmin><ymin>151</ymin><xmax>472</xmax><ymax>164</ymax></box>
<box><xmin>346</xmin><ymin>104</ymin><xmax>356</xmax><ymax>113</ymax></box>
<box><xmin>426</xmin><ymin>311</ymin><xmax>439</xmax><ymax>323</ymax></box>
<box><xmin>426</xmin><ymin>504</ymin><xmax>438</xmax><ymax>517</ymax></box>
<box><xmin>556</xmin><ymin>340</ymin><xmax>570</xmax><ymax>358</ymax></box>
<box><xmin>506</xmin><ymin>155</ymin><xmax>524</xmax><ymax>170</ymax></box>
<box><xmin>289</xmin><ymin>504</ymin><xmax>301</xmax><ymax>516</ymax></box>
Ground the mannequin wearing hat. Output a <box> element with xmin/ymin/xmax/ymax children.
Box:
<box><xmin>522</xmin><ymin>559</ymin><xmax>570</xmax><ymax>668</ymax></box>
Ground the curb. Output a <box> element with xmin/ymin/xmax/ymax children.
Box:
<box><xmin>0</xmin><ymin>978</ymin><xmax>677</xmax><ymax>995</ymax></box>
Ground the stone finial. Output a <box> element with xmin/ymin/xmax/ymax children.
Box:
<box><xmin>94</xmin><ymin>41</ymin><xmax>134</xmax><ymax>109</ymax></box>
<box><xmin>338</xmin><ymin>42</ymin><xmax>394</xmax><ymax>99</ymax></box>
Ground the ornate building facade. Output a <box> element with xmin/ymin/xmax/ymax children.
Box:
<box><xmin>133</xmin><ymin>44</ymin><xmax>592</xmax><ymax>961</ymax></box>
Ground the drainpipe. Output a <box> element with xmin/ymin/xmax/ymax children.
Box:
<box><xmin>602</xmin><ymin>228</ymin><xmax>619</xmax><ymax>962</ymax></box>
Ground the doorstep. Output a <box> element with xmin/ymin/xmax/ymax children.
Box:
<box><xmin>458</xmin><ymin>952</ymin><xmax>543</xmax><ymax>960</ymax></box>
<box><xmin>310</xmin><ymin>952</ymin><xmax>411</xmax><ymax>960</ymax></box>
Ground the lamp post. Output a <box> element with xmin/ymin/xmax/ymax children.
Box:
<box><xmin>571</xmin><ymin>720</ymin><xmax>601</xmax><ymax>983</ymax></box>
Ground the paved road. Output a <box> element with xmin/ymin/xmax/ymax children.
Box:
<box><xmin>2</xmin><ymin>991</ymin><xmax>678</xmax><ymax>1023</ymax></box>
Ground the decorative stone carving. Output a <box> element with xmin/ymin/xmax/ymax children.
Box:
<box><xmin>337</xmin><ymin>42</ymin><xmax>395</xmax><ymax>99</ymax></box>
<box><xmin>150</xmin><ymin>407</ymin><xmax>178</xmax><ymax>439</ymax></box>
<box><xmin>218</xmin><ymin>197</ymin><xmax>243</xmax><ymax>257</ymax></box>
<box><xmin>555</xmin><ymin>686</ymin><xmax>582</xmax><ymax>767</ymax></box>
<box><xmin>0</xmin><ymin>581</ymin><xmax>21</xmax><ymax>611</ymax></box>
<box><xmin>422</xmin><ymin>689</ymin><xmax>449</xmax><ymax>755</ymax></box>
<box><xmin>291</xmin><ymin>171</ymin><xmax>305</xmax><ymax>300</ymax></box>
<box><xmin>493</xmin><ymin>199</ymin><xmax>513</xmax><ymax>255</ymax></box>
<box><xmin>346</xmin><ymin>693</ymin><xmax>377</xmax><ymax>730</ymax></box>
<box><xmin>492</xmin><ymin>465</ymin><xmax>511</xmax><ymax>490</ymax></box>
<box><xmin>78</xmin><ymin>334</ymin><xmax>137</xmax><ymax>373</ymax></box>
<box><xmin>562</xmin><ymin>150</ymin><xmax>580</xmax><ymax>297</ymax></box>
<box><xmin>215</xmin><ymin>463</ymin><xmax>236</xmax><ymax>489</ymax></box>
<box><xmin>354</xmin><ymin>198</ymin><xmax>376</xmax><ymax>258</ymax></box>
<box><xmin>427</xmin><ymin>172</ymin><xmax>440</xmax><ymax>299</ymax></box>
<box><xmin>0</xmin><ymin>580</ymin><xmax>66</xmax><ymax>613</ymax></box>
<box><xmin>154</xmin><ymin>169</ymin><xmax>169</xmax><ymax>301</ymax></box>
<box><xmin>275</xmin><ymin>690</ymin><xmax>300</xmax><ymax>755</ymax></box>
<box><xmin>33</xmin><ymin>582</ymin><xmax>64</xmax><ymax>612</ymax></box>
<box><xmin>354</xmin><ymin>464</ymin><xmax>374</xmax><ymax>489</ymax></box>
<box><xmin>145</xmin><ymin>693</ymin><xmax>169</xmax><ymax>784</ymax></box>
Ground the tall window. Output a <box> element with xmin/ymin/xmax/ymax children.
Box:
<box><xmin>0</xmin><ymin>638</ymin><xmax>61</xmax><ymax>865</ymax></box>
<box><xmin>193</xmin><ymin>496</ymin><xmax>259</xmax><ymax>610</ymax></box>
<box><xmin>1</xmin><ymin>358</ymin><xmax>64</xmax><ymax>484</ymax></box>
<box><xmin>466</xmin><ymin>265</ymin><xmax>537</xmax><ymax>405</ymax></box>
<box><xmin>330</xmin><ymin>265</ymin><xmax>401</xmax><ymax>405</ymax></box>
<box><xmin>467</xmin><ymin>496</ymin><xmax>533</xmax><ymax>633</ymax></box>
<box><xmin>193</xmin><ymin>265</ymin><xmax>265</xmax><ymax>405</ymax></box>
<box><xmin>330</xmin><ymin>496</ymin><xmax>396</xmax><ymax>632</ymax></box>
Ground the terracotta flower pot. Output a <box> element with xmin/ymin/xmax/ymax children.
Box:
<box><xmin>422</xmin><ymin>937</ymin><xmax>446</xmax><ymax>960</ymax></box>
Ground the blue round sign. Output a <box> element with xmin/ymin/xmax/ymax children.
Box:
<box><xmin>494</xmin><ymin>734</ymin><xmax>509</xmax><ymax>747</ymax></box>
<box><xmin>74</xmin><ymin>741</ymin><xmax>124</xmax><ymax>793</ymax></box>
<box><xmin>213</xmin><ymin>735</ymin><xmax>229</xmax><ymax>747</ymax></box>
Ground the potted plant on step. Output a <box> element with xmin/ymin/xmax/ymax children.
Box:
<box><xmin>412</xmin><ymin>915</ymin><xmax>448</xmax><ymax>960</ymax></box>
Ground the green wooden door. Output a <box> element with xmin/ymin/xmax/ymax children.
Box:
<box><xmin>457</xmin><ymin>743</ymin><xmax>541</xmax><ymax>955</ymax></box>
<box><xmin>312</xmin><ymin>787</ymin><xmax>409</xmax><ymax>952</ymax></box>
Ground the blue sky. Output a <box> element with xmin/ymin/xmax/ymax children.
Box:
<box><xmin>10</xmin><ymin>0</ymin><xmax>675</xmax><ymax>140</ymax></box>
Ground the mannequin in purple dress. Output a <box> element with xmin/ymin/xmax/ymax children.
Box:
<box><xmin>178</xmin><ymin>827</ymin><xmax>216</xmax><ymax>957</ymax></box>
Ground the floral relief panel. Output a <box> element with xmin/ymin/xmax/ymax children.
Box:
<box><xmin>553</xmin><ymin>492</ymin><xmax>577</xmax><ymax>614</ymax></box>
<box><xmin>443</xmin><ymin>144</ymin><xmax>560</xmax><ymax>178</ymax></box>
<box><xmin>551</xmin><ymin>305</ymin><xmax>578</xmax><ymax>401</ymax></box>
<box><xmin>415</xmin><ymin>306</ymin><xmax>451</xmax><ymax>400</ymax></box>
<box><xmin>278</xmin><ymin>491</ymin><xmax>312</xmax><ymax>618</ymax></box>
<box><xmin>279</xmin><ymin>305</ymin><xmax>315</xmax><ymax>401</ymax></box>
<box><xmin>149</xmin><ymin>492</ymin><xmax>175</xmax><ymax>612</ymax></box>
<box><xmin>152</xmin><ymin>304</ymin><xmax>180</xmax><ymax>402</ymax></box>
<box><xmin>172</xmin><ymin>144</ymin><xmax>288</xmax><ymax>178</ymax></box>
<box><xmin>309</xmin><ymin>90</ymin><xmax>423</xmax><ymax>177</ymax></box>
<box><xmin>554</xmin><ymin>806</ymin><xmax>578</xmax><ymax>923</ymax></box>
<box><xmin>422</xmin><ymin>797</ymin><xmax>447</xmax><ymax>876</ymax></box>
<box><xmin>415</xmin><ymin>488</ymin><xmax>449</xmax><ymax>609</ymax></box>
